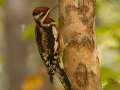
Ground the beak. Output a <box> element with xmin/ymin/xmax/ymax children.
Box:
<box><xmin>47</xmin><ymin>5</ymin><xmax>58</xmax><ymax>15</ymax></box>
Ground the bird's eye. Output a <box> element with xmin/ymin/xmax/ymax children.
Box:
<box><xmin>33</xmin><ymin>12</ymin><xmax>44</xmax><ymax>17</ymax></box>
<box><xmin>33</xmin><ymin>12</ymin><xmax>39</xmax><ymax>16</ymax></box>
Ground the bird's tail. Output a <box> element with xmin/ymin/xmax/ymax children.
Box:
<box><xmin>57</xmin><ymin>67</ymin><xmax>71</xmax><ymax>90</ymax></box>
<box><xmin>49</xmin><ymin>75</ymin><xmax>54</xmax><ymax>83</ymax></box>
<box><xmin>48</xmin><ymin>69</ymin><xmax>54</xmax><ymax>83</ymax></box>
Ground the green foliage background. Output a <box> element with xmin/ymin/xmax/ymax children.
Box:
<box><xmin>96</xmin><ymin>0</ymin><xmax>120</xmax><ymax>89</ymax></box>
<box><xmin>0</xmin><ymin>0</ymin><xmax>4</xmax><ymax>6</ymax></box>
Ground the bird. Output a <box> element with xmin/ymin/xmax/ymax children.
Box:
<box><xmin>32</xmin><ymin>7</ymin><xmax>71</xmax><ymax>90</ymax></box>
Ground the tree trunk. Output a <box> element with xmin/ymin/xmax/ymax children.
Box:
<box><xmin>59</xmin><ymin>0</ymin><xmax>101</xmax><ymax>90</ymax></box>
<box><xmin>4</xmin><ymin>0</ymin><xmax>28</xmax><ymax>90</ymax></box>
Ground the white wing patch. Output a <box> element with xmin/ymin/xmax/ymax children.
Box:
<box><xmin>59</xmin><ymin>58</ymin><xmax>64</xmax><ymax>69</ymax></box>
<box><xmin>52</xmin><ymin>26</ymin><xmax>59</xmax><ymax>52</ymax></box>
<box><xmin>54</xmin><ymin>41</ymin><xmax>58</xmax><ymax>52</ymax></box>
<box><xmin>52</xmin><ymin>26</ymin><xmax>58</xmax><ymax>40</ymax></box>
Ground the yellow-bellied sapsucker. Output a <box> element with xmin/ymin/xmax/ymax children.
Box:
<box><xmin>32</xmin><ymin>7</ymin><xmax>71</xmax><ymax>90</ymax></box>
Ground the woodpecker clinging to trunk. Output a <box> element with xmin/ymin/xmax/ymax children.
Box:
<box><xmin>32</xmin><ymin>7</ymin><xmax>71</xmax><ymax>90</ymax></box>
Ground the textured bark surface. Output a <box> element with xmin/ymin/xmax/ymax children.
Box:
<box><xmin>59</xmin><ymin>0</ymin><xmax>101</xmax><ymax>90</ymax></box>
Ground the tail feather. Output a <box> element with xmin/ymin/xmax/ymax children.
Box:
<box><xmin>48</xmin><ymin>69</ymin><xmax>54</xmax><ymax>83</ymax></box>
<box><xmin>57</xmin><ymin>68</ymin><xmax>71</xmax><ymax>90</ymax></box>
<box><xmin>49</xmin><ymin>75</ymin><xmax>54</xmax><ymax>83</ymax></box>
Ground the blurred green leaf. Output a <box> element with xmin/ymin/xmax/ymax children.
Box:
<box><xmin>96</xmin><ymin>23</ymin><xmax>120</xmax><ymax>36</ymax></box>
<box><xmin>115</xmin><ymin>54</ymin><xmax>120</xmax><ymax>63</ymax></box>
<box><xmin>113</xmin><ymin>31</ymin><xmax>120</xmax><ymax>41</ymax></box>
<box><xmin>101</xmin><ymin>67</ymin><xmax>120</xmax><ymax>82</ymax></box>
<box><xmin>104</xmin><ymin>38</ymin><xmax>119</xmax><ymax>49</ymax></box>
<box><xmin>21</xmin><ymin>24</ymin><xmax>35</xmax><ymax>41</ymax></box>
<box><xmin>0</xmin><ymin>0</ymin><xmax>4</xmax><ymax>6</ymax></box>
<box><xmin>96</xmin><ymin>0</ymin><xmax>103</xmax><ymax>12</ymax></box>
<box><xmin>103</xmin><ymin>79</ymin><xmax>120</xmax><ymax>90</ymax></box>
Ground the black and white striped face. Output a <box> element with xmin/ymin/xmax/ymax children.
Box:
<box><xmin>32</xmin><ymin>7</ymin><xmax>49</xmax><ymax>21</ymax></box>
<box><xmin>33</xmin><ymin>12</ymin><xmax>44</xmax><ymax>20</ymax></box>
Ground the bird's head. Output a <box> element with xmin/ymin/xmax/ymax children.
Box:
<box><xmin>32</xmin><ymin>7</ymin><xmax>54</xmax><ymax>23</ymax></box>
<box><xmin>32</xmin><ymin>7</ymin><xmax>51</xmax><ymax>22</ymax></box>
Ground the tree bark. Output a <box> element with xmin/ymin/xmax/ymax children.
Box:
<box><xmin>59</xmin><ymin>0</ymin><xmax>101</xmax><ymax>90</ymax></box>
